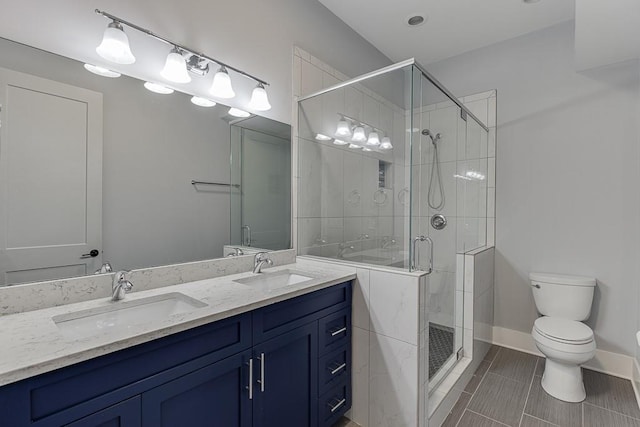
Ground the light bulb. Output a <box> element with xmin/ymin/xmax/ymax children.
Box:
<box><xmin>248</xmin><ymin>83</ymin><xmax>271</xmax><ymax>111</ymax></box>
<box><xmin>228</xmin><ymin>107</ymin><xmax>250</xmax><ymax>118</ymax></box>
<box><xmin>333</xmin><ymin>139</ymin><xmax>349</xmax><ymax>146</ymax></box>
<box><xmin>83</xmin><ymin>64</ymin><xmax>121</xmax><ymax>78</ymax></box>
<box><xmin>380</xmin><ymin>137</ymin><xmax>393</xmax><ymax>150</ymax></box>
<box><xmin>335</xmin><ymin>118</ymin><xmax>352</xmax><ymax>138</ymax></box>
<box><xmin>191</xmin><ymin>96</ymin><xmax>216</xmax><ymax>107</ymax></box>
<box><xmin>210</xmin><ymin>66</ymin><xmax>235</xmax><ymax>99</ymax></box>
<box><xmin>352</xmin><ymin>126</ymin><xmax>366</xmax><ymax>143</ymax></box>
<box><xmin>161</xmin><ymin>48</ymin><xmax>191</xmax><ymax>84</ymax></box>
<box><xmin>143</xmin><ymin>82</ymin><xmax>174</xmax><ymax>94</ymax></box>
<box><xmin>96</xmin><ymin>21</ymin><xmax>135</xmax><ymax>65</ymax></box>
<box><xmin>366</xmin><ymin>131</ymin><xmax>380</xmax><ymax>146</ymax></box>
<box><xmin>315</xmin><ymin>134</ymin><xmax>332</xmax><ymax>141</ymax></box>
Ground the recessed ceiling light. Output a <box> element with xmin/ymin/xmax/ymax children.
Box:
<box><xmin>406</xmin><ymin>14</ymin><xmax>427</xmax><ymax>27</ymax></box>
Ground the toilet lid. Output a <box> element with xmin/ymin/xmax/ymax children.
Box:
<box><xmin>534</xmin><ymin>317</ymin><xmax>594</xmax><ymax>344</ymax></box>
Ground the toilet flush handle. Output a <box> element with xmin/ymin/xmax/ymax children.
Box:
<box><xmin>532</xmin><ymin>283</ymin><xmax>541</xmax><ymax>289</ymax></box>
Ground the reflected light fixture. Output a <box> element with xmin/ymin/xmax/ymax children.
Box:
<box><xmin>366</xmin><ymin>131</ymin><xmax>380</xmax><ymax>146</ymax></box>
<box><xmin>335</xmin><ymin>117</ymin><xmax>352</xmax><ymax>138</ymax></box>
<box><xmin>248</xmin><ymin>83</ymin><xmax>271</xmax><ymax>111</ymax></box>
<box><xmin>228</xmin><ymin>107</ymin><xmax>250</xmax><ymax>118</ymax></box>
<box><xmin>348</xmin><ymin>143</ymin><xmax>362</xmax><ymax>149</ymax></box>
<box><xmin>362</xmin><ymin>147</ymin><xmax>373</xmax><ymax>152</ymax></box>
<box><xmin>380</xmin><ymin>137</ymin><xmax>393</xmax><ymax>150</ymax></box>
<box><xmin>210</xmin><ymin>66</ymin><xmax>235</xmax><ymax>99</ymax></box>
<box><xmin>96</xmin><ymin>21</ymin><xmax>136</xmax><ymax>64</ymax></box>
<box><xmin>351</xmin><ymin>126</ymin><xmax>367</xmax><ymax>143</ymax></box>
<box><xmin>161</xmin><ymin>47</ymin><xmax>191</xmax><ymax>84</ymax></box>
<box><xmin>191</xmin><ymin>96</ymin><xmax>216</xmax><ymax>107</ymax></box>
<box><xmin>84</xmin><ymin>63</ymin><xmax>121</xmax><ymax>78</ymax></box>
<box><xmin>143</xmin><ymin>82</ymin><xmax>174</xmax><ymax>94</ymax></box>
<box><xmin>315</xmin><ymin>134</ymin><xmax>332</xmax><ymax>141</ymax></box>
<box><xmin>333</xmin><ymin>139</ymin><xmax>349</xmax><ymax>146</ymax></box>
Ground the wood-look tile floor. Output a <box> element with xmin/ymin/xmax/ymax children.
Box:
<box><xmin>443</xmin><ymin>345</ymin><xmax>640</xmax><ymax>427</ymax></box>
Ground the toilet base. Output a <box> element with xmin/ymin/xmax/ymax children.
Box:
<box><xmin>541</xmin><ymin>358</ymin><xmax>586</xmax><ymax>403</ymax></box>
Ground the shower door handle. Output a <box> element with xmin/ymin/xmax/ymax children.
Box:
<box><xmin>241</xmin><ymin>225</ymin><xmax>252</xmax><ymax>247</ymax></box>
<box><xmin>411</xmin><ymin>236</ymin><xmax>433</xmax><ymax>274</ymax></box>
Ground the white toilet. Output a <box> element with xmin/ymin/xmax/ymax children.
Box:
<box><xmin>530</xmin><ymin>272</ymin><xmax>596</xmax><ymax>403</ymax></box>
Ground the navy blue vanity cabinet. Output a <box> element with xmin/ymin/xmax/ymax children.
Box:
<box><xmin>0</xmin><ymin>280</ymin><xmax>352</xmax><ymax>427</ymax></box>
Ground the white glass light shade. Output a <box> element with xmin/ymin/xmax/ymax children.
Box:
<box><xmin>335</xmin><ymin>119</ymin><xmax>352</xmax><ymax>138</ymax></box>
<box><xmin>210</xmin><ymin>67</ymin><xmax>235</xmax><ymax>99</ymax></box>
<box><xmin>161</xmin><ymin>49</ymin><xmax>191</xmax><ymax>84</ymax></box>
<box><xmin>96</xmin><ymin>22</ymin><xmax>135</xmax><ymax>65</ymax></box>
<box><xmin>83</xmin><ymin>64</ymin><xmax>121</xmax><ymax>78</ymax></box>
<box><xmin>143</xmin><ymin>82</ymin><xmax>174</xmax><ymax>94</ymax></box>
<box><xmin>191</xmin><ymin>96</ymin><xmax>216</xmax><ymax>107</ymax></box>
<box><xmin>351</xmin><ymin>126</ymin><xmax>367</xmax><ymax>143</ymax></box>
<box><xmin>380</xmin><ymin>137</ymin><xmax>393</xmax><ymax>150</ymax></box>
<box><xmin>333</xmin><ymin>139</ymin><xmax>349</xmax><ymax>146</ymax></box>
<box><xmin>366</xmin><ymin>131</ymin><xmax>380</xmax><ymax>146</ymax></box>
<box><xmin>248</xmin><ymin>83</ymin><xmax>271</xmax><ymax>111</ymax></box>
<box><xmin>315</xmin><ymin>134</ymin><xmax>332</xmax><ymax>141</ymax></box>
<box><xmin>362</xmin><ymin>147</ymin><xmax>373</xmax><ymax>152</ymax></box>
<box><xmin>348</xmin><ymin>143</ymin><xmax>362</xmax><ymax>149</ymax></box>
<box><xmin>228</xmin><ymin>107</ymin><xmax>250</xmax><ymax>118</ymax></box>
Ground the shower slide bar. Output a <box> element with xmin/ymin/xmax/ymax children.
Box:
<box><xmin>297</xmin><ymin>58</ymin><xmax>489</xmax><ymax>133</ymax></box>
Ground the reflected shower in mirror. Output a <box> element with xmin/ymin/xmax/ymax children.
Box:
<box><xmin>0</xmin><ymin>37</ymin><xmax>291</xmax><ymax>286</ymax></box>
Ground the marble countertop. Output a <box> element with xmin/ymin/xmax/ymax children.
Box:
<box><xmin>0</xmin><ymin>260</ymin><xmax>356</xmax><ymax>387</ymax></box>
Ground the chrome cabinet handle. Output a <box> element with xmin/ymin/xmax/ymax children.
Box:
<box><xmin>329</xmin><ymin>398</ymin><xmax>346</xmax><ymax>413</ymax></box>
<box><xmin>330</xmin><ymin>327</ymin><xmax>347</xmax><ymax>337</ymax></box>
<box><xmin>330</xmin><ymin>363</ymin><xmax>347</xmax><ymax>375</ymax></box>
<box><xmin>257</xmin><ymin>353</ymin><xmax>265</xmax><ymax>392</ymax></box>
<box><xmin>246</xmin><ymin>358</ymin><xmax>253</xmax><ymax>400</ymax></box>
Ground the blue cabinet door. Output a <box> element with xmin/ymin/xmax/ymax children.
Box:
<box><xmin>141</xmin><ymin>350</ymin><xmax>252</xmax><ymax>427</ymax></box>
<box><xmin>64</xmin><ymin>396</ymin><xmax>141</xmax><ymax>427</ymax></box>
<box><xmin>253</xmin><ymin>322</ymin><xmax>318</xmax><ymax>427</ymax></box>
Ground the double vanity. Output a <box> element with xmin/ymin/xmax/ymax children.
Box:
<box><xmin>0</xmin><ymin>259</ymin><xmax>355</xmax><ymax>427</ymax></box>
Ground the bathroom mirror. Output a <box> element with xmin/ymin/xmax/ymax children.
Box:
<box><xmin>0</xmin><ymin>37</ymin><xmax>292</xmax><ymax>286</ymax></box>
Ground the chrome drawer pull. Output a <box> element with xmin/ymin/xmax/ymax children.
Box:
<box><xmin>246</xmin><ymin>359</ymin><xmax>253</xmax><ymax>400</ymax></box>
<box><xmin>330</xmin><ymin>363</ymin><xmax>347</xmax><ymax>375</ymax></box>
<box><xmin>329</xmin><ymin>398</ymin><xmax>346</xmax><ymax>413</ymax></box>
<box><xmin>257</xmin><ymin>353</ymin><xmax>265</xmax><ymax>392</ymax></box>
<box><xmin>330</xmin><ymin>327</ymin><xmax>347</xmax><ymax>336</ymax></box>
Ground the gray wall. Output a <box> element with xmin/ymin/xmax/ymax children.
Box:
<box><xmin>428</xmin><ymin>22</ymin><xmax>640</xmax><ymax>356</ymax></box>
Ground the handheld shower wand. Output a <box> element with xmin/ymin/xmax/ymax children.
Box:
<box><xmin>422</xmin><ymin>129</ymin><xmax>445</xmax><ymax>210</ymax></box>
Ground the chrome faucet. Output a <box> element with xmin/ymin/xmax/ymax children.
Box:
<box><xmin>382</xmin><ymin>237</ymin><xmax>397</xmax><ymax>249</ymax></box>
<box><xmin>95</xmin><ymin>262</ymin><xmax>113</xmax><ymax>274</ymax></box>
<box><xmin>112</xmin><ymin>270</ymin><xmax>133</xmax><ymax>301</ymax></box>
<box><xmin>253</xmin><ymin>252</ymin><xmax>273</xmax><ymax>274</ymax></box>
<box><xmin>226</xmin><ymin>247</ymin><xmax>245</xmax><ymax>257</ymax></box>
<box><xmin>337</xmin><ymin>243</ymin><xmax>355</xmax><ymax>259</ymax></box>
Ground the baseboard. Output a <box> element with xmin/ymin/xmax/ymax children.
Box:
<box><xmin>492</xmin><ymin>326</ymin><xmax>634</xmax><ymax>380</ymax></box>
<box><xmin>632</xmin><ymin>358</ymin><xmax>640</xmax><ymax>411</ymax></box>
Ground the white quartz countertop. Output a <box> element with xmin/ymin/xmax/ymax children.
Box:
<box><xmin>0</xmin><ymin>261</ymin><xmax>356</xmax><ymax>387</ymax></box>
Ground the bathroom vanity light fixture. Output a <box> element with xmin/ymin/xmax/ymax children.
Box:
<box><xmin>366</xmin><ymin>131</ymin><xmax>380</xmax><ymax>146</ymax></box>
<box><xmin>190</xmin><ymin>96</ymin><xmax>216</xmax><ymax>107</ymax></box>
<box><xmin>161</xmin><ymin>47</ymin><xmax>191</xmax><ymax>84</ymax></box>
<box><xmin>348</xmin><ymin>143</ymin><xmax>362</xmax><ymax>149</ymax></box>
<box><xmin>315</xmin><ymin>134</ymin><xmax>332</xmax><ymax>141</ymax></box>
<box><xmin>362</xmin><ymin>147</ymin><xmax>373</xmax><ymax>152</ymax></box>
<box><xmin>228</xmin><ymin>107</ymin><xmax>251</xmax><ymax>118</ymax></box>
<box><xmin>96</xmin><ymin>20</ymin><xmax>136</xmax><ymax>64</ymax></box>
<box><xmin>333</xmin><ymin>139</ymin><xmax>349</xmax><ymax>146</ymax></box>
<box><xmin>83</xmin><ymin>63</ymin><xmax>121</xmax><ymax>78</ymax></box>
<box><xmin>380</xmin><ymin>137</ymin><xmax>393</xmax><ymax>150</ymax></box>
<box><xmin>335</xmin><ymin>117</ymin><xmax>352</xmax><ymax>138</ymax></box>
<box><xmin>95</xmin><ymin>9</ymin><xmax>270</xmax><ymax>108</ymax></box>
<box><xmin>143</xmin><ymin>82</ymin><xmax>174</xmax><ymax>94</ymax></box>
<box><xmin>352</xmin><ymin>126</ymin><xmax>367</xmax><ymax>143</ymax></box>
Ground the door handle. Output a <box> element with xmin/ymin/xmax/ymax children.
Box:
<box><xmin>80</xmin><ymin>249</ymin><xmax>100</xmax><ymax>259</ymax></box>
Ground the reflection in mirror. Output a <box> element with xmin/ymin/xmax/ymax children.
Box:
<box><xmin>0</xmin><ymin>37</ymin><xmax>291</xmax><ymax>286</ymax></box>
<box><xmin>229</xmin><ymin>117</ymin><xmax>291</xmax><ymax>254</ymax></box>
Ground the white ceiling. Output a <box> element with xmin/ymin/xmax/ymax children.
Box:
<box><xmin>318</xmin><ymin>0</ymin><xmax>575</xmax><ymax>64</ymax></box>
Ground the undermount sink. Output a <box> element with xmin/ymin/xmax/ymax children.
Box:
<box><xmin>53</xmin><ymin>292</ymin><xmax>207</xmax><ymax>339</ymax></box>
<box><xmin>234</xmin><ymin>269</ymin><xmax>314</xmax><ymax>291</ymax></box>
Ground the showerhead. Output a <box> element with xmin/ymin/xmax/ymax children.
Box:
<box><xmin>421</xmin><ymin>129</ymin><xmax>441</xmax><ymax>144</ymax></box>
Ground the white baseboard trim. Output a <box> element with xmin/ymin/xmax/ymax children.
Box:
<box><xmin>492</xmin><ymin>326</ymin><xmax>634</xmax><ymax>380</ymax></box>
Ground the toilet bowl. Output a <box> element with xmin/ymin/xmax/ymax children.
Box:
<box><xmin>529</xmin><ymin>272</ymin><xmax>597</xmax><ymax>403</ymax></box>
<box><xmin>532</xmin><ymin>316</ymin><xmax>595</xmax><ymax>402</ymax></box>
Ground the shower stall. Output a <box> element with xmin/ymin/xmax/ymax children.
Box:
<box><xmin>296</xmin><ymin>58</ymin><xmax>490</xmax><ymax>397</ymax></box>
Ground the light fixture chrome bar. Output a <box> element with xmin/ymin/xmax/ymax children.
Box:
<box><xmin>95</xmin><ymin>9</ymin><xmax>269</xmax><ymax>86</ymax></box>
<box><xmin>338</xmin><ymin>113</ymin><xmax>385</xmax><ymax>134</ymax></box>
<box><xmin>298</xmin><ymin>57</ymin><xmax>489</xmax><ymax>133</ymax></box>
<box><xmin>191</xmin><ymin>180</ymin><xmax>240</xmax><ymax>188</ymax></box>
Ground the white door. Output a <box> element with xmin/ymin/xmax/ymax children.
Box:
<box><xmin>0</xmin><ymin>67</ymin><xmax>103</xmax><ymax>286</ymax></box>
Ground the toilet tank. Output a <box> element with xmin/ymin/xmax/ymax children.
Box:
<box><xmin>529</xmin><ymin>272</ymin><xmax>596</xmax><ymax>321</ymax></box>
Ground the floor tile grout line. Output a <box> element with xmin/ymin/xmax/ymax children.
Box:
<box><xmin>465</xmin><ymin>408</ymin><xmax>512</xmax><ymax>426</ymax></box>
<box><xmin>582</xmin><ymin>401</ymin><xmax>640</xmax><ymax>421</ymax></box>
<box><xmin>518</xmin><ymin>358</ymin><xmax>537</xmax><ymax>427</ymax></box>
<box><xmin>454</xmin><ymin>349</ymin><xmax>501</xmax><ymax>427</ymax></box>
<box><xmin>525</xmin><ymin>413</ymin><xmax>561</xmax><ymax>426</ymax></box>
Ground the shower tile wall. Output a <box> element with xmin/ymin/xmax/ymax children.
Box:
<box><xmin>295</xmin><ymin>48</ymin><xmax>409</xmax><ymax>265</ymax></box>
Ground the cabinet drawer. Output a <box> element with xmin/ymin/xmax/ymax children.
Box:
<box><xmin>318</xmin><ymin>382</ymin><xmax>351</xmax><ymax>427</ymax></box>
<box><xmin>318</xmin><ymin>308</ymin><xmax>351</xmax><ymax>356</ymax></box>
<box><xmin>318</xmin><ymin>345</ymin><xmax>350</xmax><ymax>395</ymax></box>
<box><xmin>253</xmin><ymin>281</ymin><xmax>351</xmax><ymax>343</ymax></box>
